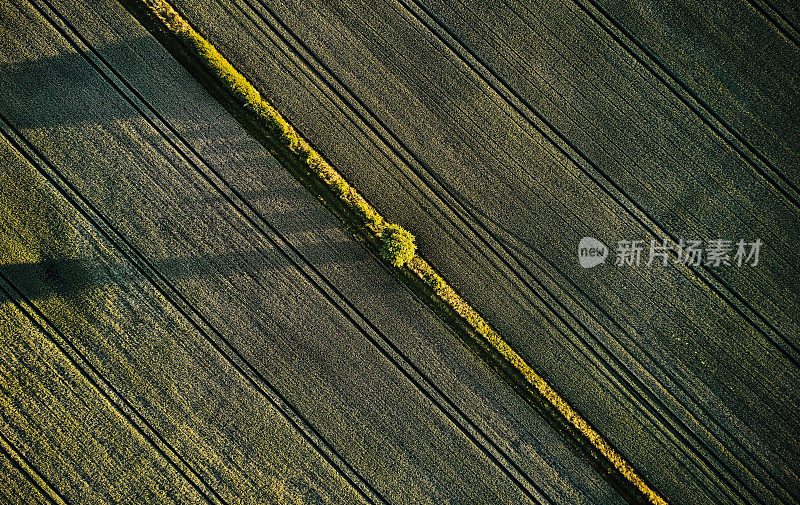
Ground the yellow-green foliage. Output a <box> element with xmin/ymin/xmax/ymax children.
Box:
<box><xmin>148</xmin><ymin>0</ymin><xmax>388</xmax><ymax>237</ymax></box>
<box><xmin>380</xmin><ymin>224</ymin><xmax>416</xmax><ymax>267</ymax></box>
<box><xmin>137</xmin><ymin>2</ymin><xmax>667</xmax><ymax>503</ymax></box>
<box><xmin>179</xmin><ymin>30</ymin><xmax>262</xmax><ymax>109</ymax></box>
<box><xmin>408</xmin><ymin>256</ymin><xmax>668</xmax><ymax>505</ymax></box>
<box><xmin>0</xmin><ymin>146</ymin><xmax>88</xmax><ymax>293</ymax></box>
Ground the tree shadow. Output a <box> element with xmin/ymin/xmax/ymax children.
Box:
<box><xmin>0</xmin><ymin>22</ymin><xmax>384</xmax><ymax>306</ymax></box>
<box><xmin>0</xmin><ymin>38</ymin><xmax>159</xmax><ymax>130</ymax></box>
<box><xmin>0</xmin><ymin>241</ymin><xmax>363</xmax><ymax>302</ymax></box>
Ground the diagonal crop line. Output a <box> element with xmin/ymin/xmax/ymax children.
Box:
<box><xmin>568</xmin><ymin>0</ymin><xmax>800</xmax><ymax>206</ymax></box>
<box><xmin>15</xmin><ymin>1</ymin><xmax>551</xmax><ymax>502</ymax></box>
<box><xmin>116</xmin><ymin>0</ymin><xmax>674</xmax><ymax>503</ymax></box>
<box><xmin>418</xmin><ymin>0</ymin><xmax>798</xmax><ymax>479</ymax></box>
<box><xmin>167</xmin><ymin>0</ymin><xmax>800</xmax><ymax>496</ymax></box>
<box><xmin>0</xmin><ymin>426</ymin><xmax>67</xmax><ymax>505</ymax></box>
<box><xmin>0</xmin><ymin>105</ymin><xmax>383</xmax><ymax>505</ymax></box>
<box><xmin>407</xmin><ymin>0</ymin><xmax>800</xmax><ymax>494</ymax></box>
<box><xmin>35</xmin><ymin>0</ymin><xmax>551</xmax><ymax>500</ymax></box>
<box><xmin>398</xmin><ymin>0</ymin><xmax>800</xmax><ymax>370</ymax></box>
<box><xmin>236</xmin><ymin>0</ymin><xmax>795</xmax><ymax>501</ymax></box>
<box><xmin>326</xmin><ymin>0</ymin><xmax>791</xmax><ymax>370</ymax></box>
<box><xmin>226</xmin><ymin>2</ymin><xmax>778</xmax><ymax>503</ymax></box>
<box><xmin>16</xmin><ymin>1</ymin><xmax>391</xmax><ymax>502</ymax></box>
<box><xmin>0</xmin><ymin>269</ymin><xmax>222</xmax><ymax>505</ymax></box>
<box><xmin>745</xmin><ymin>0</ymin><xmax>800</xmax><ymax>49</ymax></box>
<box><xmin>382</xmin><ymin>3</ymin><xmax>796</xmax><ymax>501</ymax></box>
<box><xmin>457</xmin><ymin>0</ymin><xmax>800</xmax><ymax>276</ymax></box>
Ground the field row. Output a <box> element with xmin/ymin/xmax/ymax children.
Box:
<box><xmin>0</xmin><ymin>0</ymin><xmax>626</xmax><ymax>503</ymax></box>
<box><xmin>164</xmin><ymin>0</ymin><xmax>800</xmax><ymax>503</ymax></box>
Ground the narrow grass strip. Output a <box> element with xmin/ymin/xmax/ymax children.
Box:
<box><xmin>122</xmin><ymin>1</ymin><xmax>667</xmax><ymax>503</ymax></box>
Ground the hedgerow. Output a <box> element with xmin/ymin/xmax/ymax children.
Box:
<box><xmin>128</xmin><ymin>2</ymin><xmax>668</xmax><ymax>503</ymax></box>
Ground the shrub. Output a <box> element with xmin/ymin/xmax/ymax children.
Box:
<box><xmin>332</xmin><ymin>179</ymin><xmax>348</xmax><ymax>196</ymax></box>
<box><xmin>379</xmin><ymin>224</ymin><xmax>416</xmax><ymax>267</ymax></box>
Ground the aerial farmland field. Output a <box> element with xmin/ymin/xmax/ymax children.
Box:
<box><xmin>1</xmin><ymin>0</ymin><xmax>797</xmax><ymax>504</ymax></box>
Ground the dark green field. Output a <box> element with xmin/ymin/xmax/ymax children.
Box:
<box><xmin>1</xmin><ymin>0</ymin><xmax>797</xmax><ymax>503</ymax></box>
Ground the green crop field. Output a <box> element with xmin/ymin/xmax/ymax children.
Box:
<box><xmin>1</xmin><ymin>0</ymin><xmax>797</xmax><ymax>503</ymax></box>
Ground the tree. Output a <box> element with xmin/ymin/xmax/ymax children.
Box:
<box><xmin>379</xmin><ymin>224</ymin><xmax>416</xmax><ymax>267</ymax></box>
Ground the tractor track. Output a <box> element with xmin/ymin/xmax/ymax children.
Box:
<box><xmin>0</xmin><ymin>258</ymin><xmax>222</xmax><ymax>505</ymax></box>
<box><xmin>217</xmin><ymin>0</ymin><xmax>799</xmax><ymax>502</ymax></box>
<box><xmin>11</xmin><ymin>1</ymin><xmax>558</xmax><ymax>502</ymax></box>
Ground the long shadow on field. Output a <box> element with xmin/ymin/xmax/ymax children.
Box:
<box><xmin>0</xmin><ymin>38</ymin><xmax>164</xmax><ymax>129</ymax></box>
<box><xmin>0</xmin><ymin>34</ymin><xmax>268</xmax><ymax>158</ymax></box>
<box><xmin>0</xmin><ymin>34</ymin><xmax>279</xmax><ymax>177</ymax></box>
<box><xmin>198</xmin><ymin>186</ymin><xmax>342</xmax><ymax>236</ymax></box>
<box><xmin>0</xmin><ymin>34</ymin><xmax>273</xmax><ymax>167</ymax></box>
<box><xmin>0</xmin><ymin>244</ymin><xmax>362</xmax><ymax>302</ymax></box>
<box><xmin>1</xmin><ymin>35</ymin><xmax>362</xmax><ymax>301</ymax></box>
